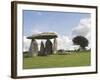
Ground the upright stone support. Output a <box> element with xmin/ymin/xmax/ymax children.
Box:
<box><xmin>39</xmin><ymin>41</ymin><xmax>45</xmax><ymax>56</ymax></box>
<box><xmin>29</xmin><ymin>39</ymin><xmax>38</xmax><ymax>57</ymax></box>
<box><xmin>45</xmin><ymin>39</ymin><xmax>53</xmax><ymax>55</ymax></box>
<box><xmin>53</xmin><ymin>38</ymin><xmax>57</xmax><ymax>54</ymax></box>
<box><xmin>29</xmin><ymin>40</ymin><xmax>33</xmax><ymax>57</ymax></box>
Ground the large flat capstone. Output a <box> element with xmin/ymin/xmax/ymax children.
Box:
<box><xmin>27</xmin><ymin>32</ymin><xmax>58</xmax><ymax>39</ymax></box>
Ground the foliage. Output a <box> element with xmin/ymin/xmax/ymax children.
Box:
<box><xmin>72</xmin><ymin>36</ymin><xmax>89</xmax><ymax>50</ymax></box>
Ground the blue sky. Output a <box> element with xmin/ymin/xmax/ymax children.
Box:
<box><xmin>23</xmin><ymin>10</ymin><xmax>90</xmax><ymax>37</ymax></box>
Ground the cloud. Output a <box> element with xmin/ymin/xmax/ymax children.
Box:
<box><xmin>23</xmin><ymin>36</ymin><xmax>31</xmax><ymax>52</ymax></box>
<box><xmin>56</xmin><ymin>35</ymin><xmax>80</xmax><ymax>50</ymax></box>
<box><xmin>72</xmin><ymin>18</ymin><xmax>91</xmax><ymax>37</ymax></box>
<box><xmin>57</xmin><ymin>35</ymin><xmax>72</xmax><ymax>50</ymax></box>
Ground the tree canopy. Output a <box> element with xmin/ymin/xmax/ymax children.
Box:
<box><xmin>72</xmin><ymin>36</ymin><xmax>89</xmax><ymax>50</ymax></box>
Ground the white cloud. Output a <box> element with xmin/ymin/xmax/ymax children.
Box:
<box><xmin>56</xmin><ymin>35</ymin><xmax>80</xmax><ymax>50</ymax></box>
<box><xmin>57</xmin><ymin>35</ymin><xmax>72</xmax><ymax>50</ymax></box>
<box><xmin>72</xmin><ymin>18</ymin><xmax>91</xmax><ymax>37</ymax></box>
<box><xmin>23</xmin><ymin>36</ymin><xmax>31</xmax><ymax>52</ymax></box>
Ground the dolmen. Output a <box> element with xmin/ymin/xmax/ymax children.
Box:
<box><xmin>27</xmin><ymin>32</ymin><xmax>58</xmax><ymax>57</ymax></box>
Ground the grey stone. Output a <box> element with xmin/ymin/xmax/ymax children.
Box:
<box><xmin>45</xmin><ymin>39</ymin><xmax>53</xmax><ymax>55</ymax></box>
<box><xmin>53</xmin><ymin>38</ymin><xmax>57</xmax><ymax>54</ymax></box>
<box><xmin>39</xmin><ymin>41</ymin><xmax>45</xmax><ymax>56</ymax></box>
<box><xmin>29</xmin><ymin>39</ymin><xmax>38</xmax><ymax>57</ymax></box>
<box><xmin>27</xmin><ymin>32</ymin><xmax>57</xmax><ymax>39</ymax></box>
<box><xmin>29</xmin><ymin>41</ymin><xmax>33</xmax><ymax>57</ymax></box>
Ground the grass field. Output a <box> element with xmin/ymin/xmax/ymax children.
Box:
<box><xmin>23</xmin><ymin>51</ymin><xmax>91</xmax><ymax>69</ymax></box>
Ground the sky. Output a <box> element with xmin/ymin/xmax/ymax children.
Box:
<box><xmin>23</xmin><ymin>10</ymin><xmax>91</xmax><ymax>51</ymax></box>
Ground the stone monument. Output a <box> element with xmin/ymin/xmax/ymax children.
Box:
<box><xmin>27</xmin><ymin>32</ymin><xmax>58</xmax><ymax>56</ymax></box>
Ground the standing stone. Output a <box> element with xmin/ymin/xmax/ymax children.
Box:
<box><xmin>39</xmin><ymin>41</ymin><xmax>45</xmax><ymax>56</ymax></box>
<box><xmin>29</xmin><ymin>40</ymin><xmax>33</xmax><ymax>57</ymax></box>
<box><xmin>45</xmin><ymin>39</ymin><xmax>53</xmax><ymax>55</ymax></box>
<box><xmin>53</xmin><ymin>38</ymin><xmax>57</xmax><ymax>54</ymax></box>
<box><xmin>29</xmin><ymin>39</ymin><xmax>38</xmax><ymax>57</ymax></box>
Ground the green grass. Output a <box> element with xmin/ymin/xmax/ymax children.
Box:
<box><xmin>23</xmin><ymin>51</ymin><xmax>91</xmax><ymax>69</ymax></box>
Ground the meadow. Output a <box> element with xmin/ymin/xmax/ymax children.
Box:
<box><xmin>23</xmin><ymin>51</ymin><xmax>91</xmax><ymax>69</ymax></box>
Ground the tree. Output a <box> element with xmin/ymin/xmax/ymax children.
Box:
<box><xmin>72</xmin><ymin>36</ymin><xmax>88</xmax><ymax>50</ymax></box>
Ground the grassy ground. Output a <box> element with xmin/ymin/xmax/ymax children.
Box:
<box><xmin>23</xmin><ymin>51</ymin><xmax>91</xmax><ymax>69</ymax></box>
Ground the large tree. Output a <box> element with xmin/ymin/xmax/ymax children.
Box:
<box><xmin>72</xmin><ymin>36</ymin><xmax>89</xmax><ymax>50</ymax></box>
